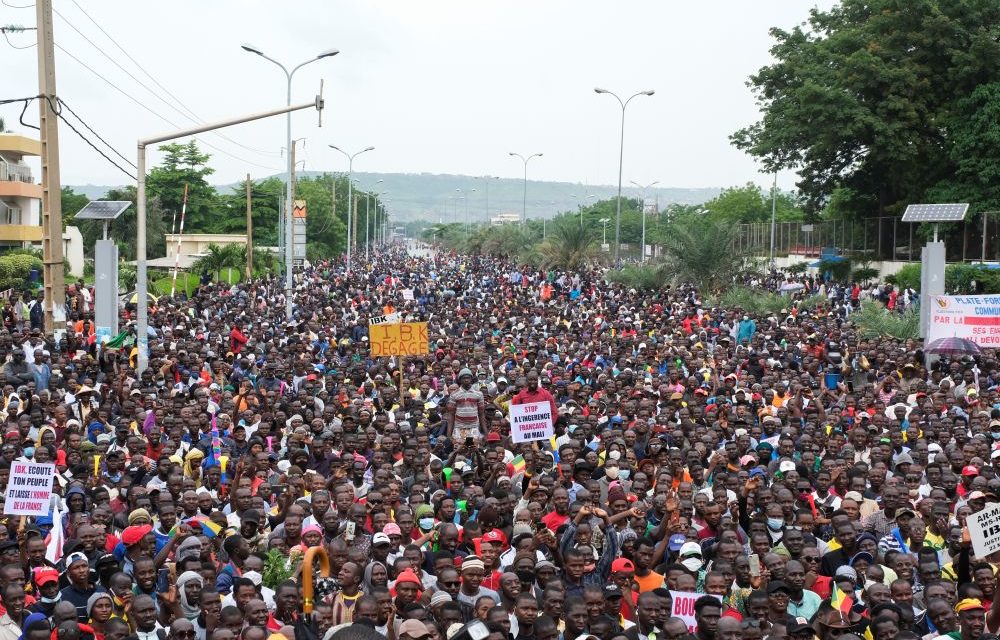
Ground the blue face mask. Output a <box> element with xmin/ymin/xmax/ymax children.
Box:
<box><xmin>619</xmin><ymin>470</ymin><xmax>631</xmax><ymax>481</ymax></box>
<box><xmin>767</xmin><ymin>517</ymin><xmax>784</xmax><ymax>531</ymax></box>
<box><xmin>419</xmin><ymin>517</ymin><xmax>434</xmax><ymax>531</ymax></box>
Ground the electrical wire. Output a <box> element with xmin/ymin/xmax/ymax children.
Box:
<box><xmin>61</xmin><ymin>0</ymin><xmax>283</xmax><ymax>159</ymax></box>
<box><xmin>41</xmin><ymin>96</ymin><xmax>137</xmax><ymax>181</ymax></box>
<box><xmin>0</xmin><ymin>0</ymin><xmax>33</xmax><ymax>8</ymax></box>
<box><xmin>2</xmin><ymin>29</ymin><xmax>33</xmax><ymax>48</ymax></box>
<box><xmin>57</xmin><ymin>98</ymin><xmax>137</xmax><ymax>169</ymax></box>
<box><xmin>54</xmin><ymin>43</ymin><xmax>283</xmax><ymax>172</ymax></box>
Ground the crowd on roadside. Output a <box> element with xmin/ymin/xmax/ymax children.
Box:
<box><xmin>0</xmin><ymin>240</ymin><xmax>996</xmax><ymax>640</ymax></box>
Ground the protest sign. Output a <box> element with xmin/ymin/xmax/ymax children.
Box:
<box><xmin>369</xmin><ymin>313</ymin><xmax>401</xmax><ymax>326</ymax></box>
<box><xmin>670</xmin><ymin>591</ymin><xmax>722</xmax><ymax>633</ymax></box>
<box><xmin>370</xmin><ymin>322</ymin><xmax>430</xmax><ymax>357</ymax></box>
<box><xmin>3</xmin><ymin>461</ymin><xmax>55</xmax><ymax>517</ymax></box>
<box><xmin>509</xmin><ymin>402</ymin><xmax>554</xmax><ymax>443</ymax></box>
<box><xmin>969</xmin><ymin>502</ymin><xmax>1000</xmax><ymax>559</ymax></box>
<box><xmin>929</xmin><ymin>295</ymin><xmax>1000</xmax><ymax>346</ymax></box>
<box><xmin>402</xmin><ymin>289</ymin><xmax>414</xmax><ymax>301</ymax></box>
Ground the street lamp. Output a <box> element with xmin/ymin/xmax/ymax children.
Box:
<box><xmin>599</xmin><ymin>217</ymin><xmax>611</xmax><ymax>247</ymax></box>
<box><xmin>329</xmin><ymin>145</ymin><xmax>374</xmax><ymax>272</ymax></box>
<box><xmin>595</xmin><ymin>87</ymin><xmax>654</xmax><ymax>263</ymax></box>
<box><xmin>241</xmin><ymin>43</ymin><xmax>338</xmax><ymax>318</ymax></box>
<box><xmin>480</xmin><ymin>176</ymin><xmax>498</xmax><ymax>224</ymax></box>
<box><xmin>571</xmin><ymin>193</ymin><xmax>597</xmax><ymax>227</ymax></box>
<box><xmin>508</xmin><ymin>152</ymin><xmax>542</xmax><ymax>224</ymax></box>
<box><xmin>630</xmin><ymin>180</ymin><xmax>659</xmax><ymax>262</ymax></box>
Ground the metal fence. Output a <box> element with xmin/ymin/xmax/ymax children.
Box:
<box><xmin>734</xmin><ymin>213</ymin><xmax>998</xmax><ymax>263</ymax></box>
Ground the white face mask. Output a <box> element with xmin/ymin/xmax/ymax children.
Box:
<box><xmin>681</xmin><ymin>557</ymin><xmax>703</xmax><ymax>573</ymax></box>
<box><xmin>605</xmin><ymin>466</ymin><xmax>619</xmax><ymax>480</ymax></box>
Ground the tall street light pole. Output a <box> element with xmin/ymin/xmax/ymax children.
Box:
<box><xmin>595</xmin><ymin>87</ymin><xmax>654</xmax><ymax>263</ymax></box>
<box><xmin>481</xmin><ymin>176</ymin><xmax>497</xmax><ymax>224</ymax></box>
<box><xmin>241</xmin><ymin>43</ymin><xmax>338</xmax><ymax>319</ymax></box>
<box><xmin>769</xmin><ymin>172</ymin><xmax>778</xmax><ymax>268</ymax></box>
<box><xmin>136</xmin><ymin>96</ymin><xmax>324</xmax><ymax>373</ymax></box>
<box><xmin>509</xmin><ymin>152</ymin><xmax>542</xmax><ymax>225</ymax></box>
<box><xmin>329</xmin><ymin>145</ymin><xmax>374</xmax><ymax>272</ymax></box>
<box><xmin>630</xmin><ymin>180</ymin><xmax>659</xmax><ymax>262</ymax></box>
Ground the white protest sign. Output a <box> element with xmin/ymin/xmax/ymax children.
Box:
<box><xmin>509</xmin><ymin>402</ymin><xmax>554</xmax><ymax>443</ymax></box>
<box><xmin>928</xmin><ymin>295</ymin><xmax>1000</xmax><ymax>347</ymax></box>
<box><xmin>3</xmin><ymin>461</ymin><xmax>55</xmax><ymax>517</ymax></box>
<box><xmin>369</xmin><ymin>313</ymin><xmax>401</xmax><ymax>326</ymax></box>
<box><xmin>670</xmin><ymin>591</ymin><xmax>722</xmax><ymax>633</ymax></box>
<box><xmin>969</xmin><ymin>502</ymin><xmax>1000</xmax><ymax>559</ymax></box>
<box><xmin>402</xmin><ymin>289</ymin><xmax>414</xmax><ymax>301</ymax></box>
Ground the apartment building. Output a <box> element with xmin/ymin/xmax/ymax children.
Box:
<box><xmin>0</xmin><ymin>133</ymin><xmax>42</xmax><ymax>251</ymax></box>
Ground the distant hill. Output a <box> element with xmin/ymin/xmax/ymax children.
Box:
<box><xmin>71</xmin><ymin>172</ymin><xmax>722</xmax><ymax>222</ymax></box>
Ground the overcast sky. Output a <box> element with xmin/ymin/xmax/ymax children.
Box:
<box><xmin>2</xmin><ymin>0</ymin><xmax>836</xmax><ymax>193</ymax></box>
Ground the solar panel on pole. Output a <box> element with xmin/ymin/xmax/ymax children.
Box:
<box><xmin>901</xmin><ymin>203</ymin><xmax>969</xmax><ymax>223</ymax></box>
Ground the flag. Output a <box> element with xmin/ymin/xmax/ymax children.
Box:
<box><xmin>549</xmin><ymin>436</ymin><xmax>560</xmax><ymax>463</ymax></box>
<box><xmin>184</xmin><ymin>516</ymin><xmax>222</xmax><ymax>538</ymax></box>
<box><xmin>45</xmin><ymin>501</ymin><xmax>64</xmax><ymax>564</ymax></box>
<box><xmin>511</xmin><ymin>455</ymin><xmax>525</xmax><ymax>474</ymax></box>
<box><xmin>104</xmin><ymin>329</ymin><xmax>133</xmax><ymax>350</ymax></box>
<box><xmin>831</xmin><ymin>583</ymin><xmax>854</xmax><ymax>616</ymax></box>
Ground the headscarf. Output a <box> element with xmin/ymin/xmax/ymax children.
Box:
<box><xmin>177</xmin><ymin>570</ymin><xmax>204</xmax><ymax>619</ymax></box>
<box><xmin>183</xmin><ymin>449</ymin><xmax>205</xmax><ymax>487</ymax></box>
<box><xmin>86</xmin><ymin>592</ymin><xmax>112</xmax><ymax>619</ymax></box>
<box><xmin>35</xmin><ymin>426</ymin><xmax>55</xmax><ymax>447</ymax></box>
<box><xmin>362</xmin><ymin>561</ymin><xmax>387</xmax><ymax>594</ymax></box>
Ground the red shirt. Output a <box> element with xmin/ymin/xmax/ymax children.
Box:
<box><xmin>541</xmin><ymin>511</ymin><xmax>569</xmax><ymax>533</ymax></box>
<box><xmin>511</xmin><ymin>387</ymin><xmax>557</xmax><ymax>427</ymax></box>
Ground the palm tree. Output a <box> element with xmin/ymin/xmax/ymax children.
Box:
<box><xmin>191</xmin><ymin>244</ymin><xmax>230</xmax><ymax>282</ymax></box>
<box><xmin>658</xmin><ymin>218</ymin><xmax>749</xmax><ymax>291</ymax></box>
<box><xmin>537</xmin><ymin>219</ymin><xmax>599</xmax><ymax>271</ymax></box>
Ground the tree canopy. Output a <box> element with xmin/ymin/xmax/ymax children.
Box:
<box><xmin>731</xmin><ymin>0</ymin><xmax>1000</xmax><ymax>218</ymax></box>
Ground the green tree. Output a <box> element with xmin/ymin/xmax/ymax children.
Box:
<box><xmin>146</xmin><ymin>141</ymin><xmax>218</xmax><ymax>232</ymax></box>
<box><xmin>295</xmin><ymin>175</ymin><xmax>348</xmax><ymax>259</ymax></box>
<box><xmin>61</xmin><ymin>187</ymin><xmax>91</xmax><ymax>227</ymax></box>
<box><xmin>702</xmin><ymin>183</ymin><xmax>804</xmax><ymax>223</ymax></box>
<box><xmin>657</xmin><ymin>218</ymin><xmax>749</xmax><ymax>291</ymax></box>
<box><xmin>191</xmin><ymin>244</ymin><xmax>235</xmax><ymax>281</ymax></box>
<box><xmin>537</xmin><ymin>220</ymin><xmax>599</xmax><ymax>271</ymax></box>
<box><xmin>731</xmin><ymin>0</ymin><xmax>1000</xmax><ymax>217</ymax></box>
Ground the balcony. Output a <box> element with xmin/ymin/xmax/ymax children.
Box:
<box><xmin>0</xmin><ymin>161</ymin><xmax>32</xmax><ymax>183</ymax></box>
<box><xmin>0</xmin><ymin>225</ymin><xmax>42</xmax><ymax>242</ymax></box>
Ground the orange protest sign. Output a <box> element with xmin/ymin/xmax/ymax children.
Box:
<box><xmin>369</xmin><ymin>322</ymin><xmax>430</xmax><ymax>357</ymax></box>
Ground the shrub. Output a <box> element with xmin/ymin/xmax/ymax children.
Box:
<box><xmin>851</xmin><ymin>301</ymin><xmax>919</xmax><ymax>340</ymax></box>
<box><xmin>787</xmin><ymin>261</ymin><xmax>811</xmax><ymax>275</ymax></box>
<box><xmin>852</xmin><ymin>267</ymin><xmax>879</xmax><ymax>283</ymax></box>
<box><xmin>0</xmin><ymin>254</ymin><xmax>43</xmax><ymax>291</ymax></box>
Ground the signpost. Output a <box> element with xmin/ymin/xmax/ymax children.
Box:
<box><xmin>928</xmin><ymin>295</ymin><xmax>1000</xmax><ymax>346</ymax></box>
<box><xmin>292</xmin><ymin>200</ymin><xmax>307</xmax><ymax>265</ymax></box>
<box><xmin>3</xmin><ymin>461</ymin><xmax>55</xmax><ymax>517</ymax></box>
<box><xmin>369</xmin><ymin>322</ymin><xmax>430</xmax><ymax>357</ymax></box>
<box><xmin>670</xmin><ymin>591</ymin><xmax>722</xmax><ymax>633</ymax></box>
<box><xmin>509</xmin><ymin>402</ymin><xmax>554</xmax><ymax>443</ymax></box>
<box><xmin>369</xmin><ymin>313</ymin><xmax>401</xmax><ymax>326</ymax></box>
<box><xmin>969</xmin><ymin>502</ymin><xmax>1000</xmax><ymax>559</ymax></box>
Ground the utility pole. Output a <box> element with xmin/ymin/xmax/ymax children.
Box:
<box><xmin>352</xmin><ymin>194</ymin><xmax>359</xmax><ymax>256</ymax></box>
<box><xmin>245</xmin><ymin>174</ymin><xmax>253</xmax><ymax>279</ymax></box>
<box><xmin>36</xmin><ymin>0</ymin><xmax>65</xmax><ymax>336</ymax></box>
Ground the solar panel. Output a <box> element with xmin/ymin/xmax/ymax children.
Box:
<box><xmin>901</xmin><ymin>203</ymin><xmax>968</xmax><ymax>223</ymax></box>
<box><xmin>74</xmin><ymin>201</ymin><xmax>132</xmax><ymax>220</ymax></box>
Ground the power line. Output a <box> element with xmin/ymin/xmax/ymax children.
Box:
<box><xmin>57</xmin><ymin>97</ymin><xmax>136</xmax><ymax>169</ymax></box>
<box><xmin>54</xmin><ymin>42</ymin><xmax>283</xmax><ymax>172</ymax></box>
<box><xmin>0</xmin><ymin>0</ymin><xmax>33</xmax><ymax>8</ymax></box>
<box><xmin>42</xmin><ymin>97</ymin><xmax>136</xmax><ymax>181</ymax></box>
<box><xmin>61</xmin><ymin>0</ymin><xmax>282</xmax><ymax>158</ymax></box>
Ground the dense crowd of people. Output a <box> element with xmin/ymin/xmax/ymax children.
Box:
<box><xmin>0</xmin><ymin>240</ymin><xmax>997</xmax><ymax>640</ymax></box>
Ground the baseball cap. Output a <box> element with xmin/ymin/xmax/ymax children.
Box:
<box><xmin>603</xmin><ymin>584</ymin><xmax>624</xmax><ymax>599</ymax></box>
<box><xmin>963</xmin><ymin>466</ymin><xmax>980</xmax><ymax>477</ymax></box>
<box><xmin>121</xmin><ymin>524</ymin><xmax>152</xmax><ymax>546</ymax></box>
<box><xmin>33</xmin><ymin>567</ymin><xmax>59</xmax><ymax>587</ymax></box>
<box><xmin>788</xmin><ymin>617</ymin><xmax>812</xmax><ymax>635</ymax></box>
<box><xmin>611</xmin><ymin>558</ymin><xmax>635</xmax><ymax>573</ymax></box>
<box><xmin>679</xmin><ymin>541</ymin><xmax>702</xmax><ymax>558</ymax></box>
<box><xmin>668</xmin><ymin>534</ymin><xmax>687</xmax><ymax>552</ymax></box>
<box><xmin>398</xmin><ymin>619</ymin><xmax>432</xmax><ymax>640</ymax></box>
<box><xmin>767</xmin><ymin>580</ymin><xmax>791</xmax><ymax>594</ymax></box>
<box><xmin>372</xmin><ymin>532</ymin><xmax>391</xmax><ymax>546</ymax></box>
